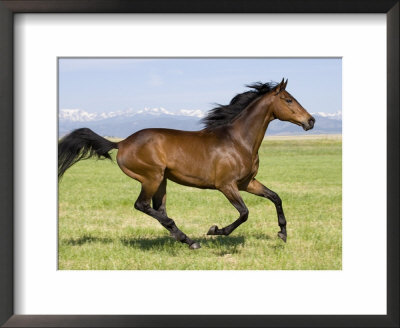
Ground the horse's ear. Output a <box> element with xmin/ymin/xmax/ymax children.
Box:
<box><xmin>275</xmin><ymin>78</ymin><xmax>285</xmax><ymax>94</ymax></box>
<box><xmin>282</xmin><ymin>79</ymin><xmax>288</xmax><ymax>90</ymax></box>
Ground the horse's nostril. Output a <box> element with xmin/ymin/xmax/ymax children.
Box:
<box><xmin>308</xmin><ymin>117</ymin><xmax>315</xmax><ymax>128</ymax></box>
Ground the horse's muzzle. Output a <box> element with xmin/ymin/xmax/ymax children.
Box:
<box><xmin>302</xmin><ymin>117</ymin><xmax>315</xmax><ymax>131</ymax></box>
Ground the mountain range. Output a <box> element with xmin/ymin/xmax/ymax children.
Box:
<box><xmin>59</xmin><ymin>107</ymin><xmax>342</xmax><ymax>138</ymax></box>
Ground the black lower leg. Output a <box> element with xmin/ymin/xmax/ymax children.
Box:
<box><xmin>135</xmin><ymin>199</ymin><xmax>200</xmax><ymax>249</ymax></box>
<box><xmin>209</xmin><ymin>208</ymin><xmax>248</xmax><ymax>236</ymax></box>
<box><xmin>265</xmin><ymin>189</ymin><xmax>287</xmax><ymax>242</ymax></box>
<box><xmin>207</xmin><ymin>185</ymin><xmax>249</xmax><ymax>236</ymax></box>
<box><xmin>152</xmin><ymin>179</ymin><xmax>167</xmax><ymax>216</ymax></box>
<box><xmin>246</xmin><ymin>179</ymin><xmax>287</xmax><ymax>242</ymax></box>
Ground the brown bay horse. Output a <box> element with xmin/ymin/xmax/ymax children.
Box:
<box><xmin>58</xmin><ymin>79</ymin><xmax>315</xmax><ymax>249</ymax></box>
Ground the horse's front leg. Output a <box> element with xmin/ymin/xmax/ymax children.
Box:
<box><xmin>246</xmin><ymin>179</ymin><xmax>287</xmax><ymax>242</ymax></box>
<box><xmin>207</xmin><ymin>184</ymin><xmax>249</xmax><ymax>236</ymax></box>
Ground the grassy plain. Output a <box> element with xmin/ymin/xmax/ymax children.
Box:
<box><xmin>58</xmin><ymin>135</ymin><xmax>342</xmax><ymax>270</ymax></box>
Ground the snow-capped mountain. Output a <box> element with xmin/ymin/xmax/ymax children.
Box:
<box><xmin>312</xmin><ymin>111</ymin><xmax>342</xmax><ymax>120</ymax></box>
<box><xmin>59</xmin><ymin>108</ymin><xmax>341</xmax><ymax>138</ymax></box>
<box><xmin>59</xmin><ymin>109</ymin><xmax>99</xmax><ymax>122</ymax></box>
<box><xmin>59</xmin><ymin>107</ymin><xmax>205</xmax><ymax>122</ymax></box>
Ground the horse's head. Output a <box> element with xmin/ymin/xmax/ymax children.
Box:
<box><xmin>270</xmin><ymin>79</ymin><xmax>315</xmax><ymax>131</ymax></box>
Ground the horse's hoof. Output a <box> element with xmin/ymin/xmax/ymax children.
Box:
<box><xmin>189</xmin><ymin>242</ymin><xmax>201</xmax><ymax>250</ymax></box>
<box><xmin>278</xmin><ymin>232</ymin><xmax>287</xmax><ymax>243</ymax></box>
<box><xmin>207</xmin><ymin>225</ymin><xmax>218</xmax><ymax>235</ymax></box>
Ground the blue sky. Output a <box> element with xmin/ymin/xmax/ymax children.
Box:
<box><xmin>59</xmin><ymin>58</ymin><xmax>341</xmax><ymax>114</ymax></box>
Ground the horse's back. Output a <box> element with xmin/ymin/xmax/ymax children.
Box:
<box><xmin>118</xmin><ymin>128</ymin><xmax>210</xmax><ymax>152</ymax></box>
<box><xmin>117</xmin><ymin>128</ymin><xmax>203</xmax><ymax>163</ymax></box>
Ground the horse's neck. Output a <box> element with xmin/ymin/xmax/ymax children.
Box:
<box><xmin>231</xmin><ymin>96</ymin><xmax>273</xmax><ymax>155</ymax></box>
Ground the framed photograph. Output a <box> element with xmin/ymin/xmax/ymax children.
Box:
<box><xmin>57</xmin><ymin>57</ymin><xmax>342</xmax><ymax>269</ymax></box>
<box><xmin>0</xmin><ymin>1</ymin><xmax>398</xmax><ymax>327</ymax></box>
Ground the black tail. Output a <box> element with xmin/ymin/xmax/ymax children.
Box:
<box><xmin>58</xmin><ymin>128</ymin><xmax>118</xmax><ymax>179</ymax></box>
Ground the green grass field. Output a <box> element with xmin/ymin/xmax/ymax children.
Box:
<box><xmin>58</xmin><ymin>135</ymin><xmax>342</xmax><ymax>270</ymax></box>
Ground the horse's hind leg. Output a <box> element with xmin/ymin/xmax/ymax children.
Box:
<box><xmin>207</xmin><ymin>184</ymin><xmax>249</xmax><ymax>236</ymax></box>
<box><xmin>135</xmin><ymin>179</ymin><xmax>200</xmax><ymax>249</ymax></box>
<box><xmin>152</xmin><ymin>178</ymin><xmax>167</xmax><ymax>216</ymax></box>
<box><xmin>246</xmin><ymin>179</ymin><xmax>287</xmax><ymax>242</ymax></box>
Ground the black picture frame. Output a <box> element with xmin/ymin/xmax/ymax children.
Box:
<box><xmin>0</xmin><ymin>1</ymin><xmax>398</xmax><ymax>327</ymax></box>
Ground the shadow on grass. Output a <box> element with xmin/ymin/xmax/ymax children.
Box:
<box><xmin>206</xmin><ymin>235</ymin><xmax>245</xmax><ymax>255</ymax></box>
<box><xmin>270</xmin><ymin>243</ymin><xmax>286</xmax><ymax>251</ymax></box>
<box><xmin>120</xmin><ymin>236</ymin><xmax>176</xmax><ymax>250</ymax></box>
<box><xmin>120</xmin><ymin>235</ymin><xmax>245</xmax><ymax>253</ymax></box>
<box><xmin>62</xmin><ymin>234</ymin><xmax>113</xmax><ymax>246</ymax></box>
<box><xmin>249</xmin><ymin>232</ymin><xmax>287</xmax><ymax>250</ymax></box>
<box><xmin>62</xmin><ymin>232</ymin><xmax>282</xmax><ymax>254</ymax></box>
<box><xmin>248</xmin><ymin>231</ymin><xmax>273</xmax><ymax>240</ymax></box>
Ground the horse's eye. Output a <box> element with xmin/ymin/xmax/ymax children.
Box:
<box><xmin>286</xmin><ymin>99</ymin><xmax>292</xmax><ymax>104</ymax></box>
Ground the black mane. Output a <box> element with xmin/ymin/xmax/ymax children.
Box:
<box><xmin>201</xmin><ymin>82</ymin><xmax>278</xmax><ymax>130</ymax></box>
